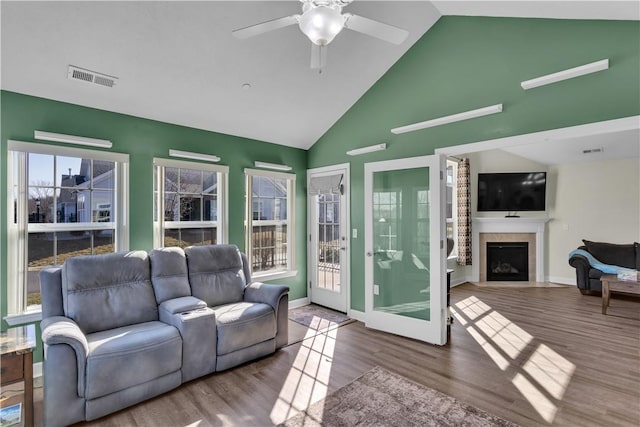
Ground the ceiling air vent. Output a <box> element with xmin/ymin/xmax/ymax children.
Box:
<box><xmin>67</xmin><ymin>65</ymin><xmax>118</xmax><ymax>88</ymax></box>
<box><xmin>582</xmin><ymin>147</ymin><xmax>604</xmax><ymax>154</ymax></box>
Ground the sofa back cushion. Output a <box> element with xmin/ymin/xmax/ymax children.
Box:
<box><xmin>185</xmin><ymin>245</ymin><xmax>247</xmax><ymax>307</ymax></box>
<box><xmin>62</xmin><ymin>251</ymin><xmax>158</xmax><ymax>334</ymax></box>
<box><xmin>582</xmin><ymin>240</ymin><xmax>636</xmax><ymax>269</ymax></box>
<box><xmin>149</xmin><ymin>247</ymin><xmax>192</xmax><ymax>304</ymax></box>
<box><xmin>636</xmin><ymin>242</ymin><xmax>640</xmax><ymax>270</ymax></box>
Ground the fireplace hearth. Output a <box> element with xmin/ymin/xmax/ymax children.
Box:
<box><xmin>486</xmin><ymin>242</ymin><xmax>529</xmax><ymax>281</ymax></box>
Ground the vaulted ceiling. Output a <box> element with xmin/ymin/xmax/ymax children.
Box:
<box><xmin>2</xmin><ymin>1</ymin><xmax>637</xmax><ymax>150</ymax></box>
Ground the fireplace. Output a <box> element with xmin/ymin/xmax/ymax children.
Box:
<box><xmin>486</xmin><ymin>242</ymin><xmax>529</xmax><ymax>281</ymax></box>
<box><xmin>471</xmin><ymin>217</ymin><xmax>549</xmax><ymax>283</ymax></box>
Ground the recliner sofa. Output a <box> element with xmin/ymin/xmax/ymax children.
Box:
<box><xmin>40</xmin><ymin>244</ymin><xmax>288</xmax><ymax>427</ymax></box>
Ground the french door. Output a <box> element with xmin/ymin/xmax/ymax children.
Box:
<box><xmin>364</xmin><ymin>155</ymin><xmax>447</xmax><ymax>344</ymax></box>
<box><xmin>307</xmin><ymin>164</ymin><xmax>349</xmax><ymax>313</ymax></box>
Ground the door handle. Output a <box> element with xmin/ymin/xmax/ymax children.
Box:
<box><xmin>340</xmin><ymin>247</ymin><xmax>346</xmax><ymax>251</ymax></box>
<box><xmin>367</xmin><ymin>252</ymin><xmax>373</xmax><ymax>257</ymax></box>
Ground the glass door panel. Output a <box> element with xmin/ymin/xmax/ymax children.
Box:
<box><xmin>372</xmin><ymin>168</ymin><xmax>430</xmax><ymax>321</ymax></box>
<box><xmin>364</xmin><ymin>155</ymin><xmax>446</xmax><ymax>345</ymax></box>
<box><xmin>308</xmin><ymin>166</ymin><xmax>349</xmax><ymax>313</ymax></box>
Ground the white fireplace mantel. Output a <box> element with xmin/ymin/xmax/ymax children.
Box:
<box><xmin>471</xmin><ymin>217</ymin><xmax>551</xmax><ymax>282</ymax></box>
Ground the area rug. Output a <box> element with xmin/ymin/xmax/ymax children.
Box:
<box><xmin>288</xmin><ymin>304</ymin><xmax>352</xmax><ymax>330</ymax></box>
<box><xmin>279</xmin><ymin>366</ymin><xmax>519</xmax><ymax>427</ymax></box>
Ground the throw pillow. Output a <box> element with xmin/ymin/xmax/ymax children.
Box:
<box><xmin>582</xmin><ymin>240</ymin><xmax>636</xmax><ymax>269</ymax></box>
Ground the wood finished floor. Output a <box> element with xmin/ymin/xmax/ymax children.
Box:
<box><xmin>33</xmin><ymin>284</ymin><xmax>639</xmax><ymax>426</ymax></box>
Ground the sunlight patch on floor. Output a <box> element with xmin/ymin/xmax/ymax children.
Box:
<box><xmin>512</xmin><ymin>373</ymin><xmax>558</xmax><ymax>423</ymax></box>
<box><xmin>270</xmin><ymin>317</ymin><xmax>338</xmax><ymax>425</ymax></box>
<box><xmin>466</xmin><ymin>325</ymin><xmax>510</xmax><ymax>370</ymax></box>
<box><xmin>523</xmin><ymin>344</ymin><xmax>575</xmax><ymax>400</ymax></box>
<box><xmin>453</xmin><ymin>296</ymin><xmax>576</xmax><ymax>424</ymax></box>
<box><xmin>475</xmin><ymin>311</ymin><xmax>532</xmax><ymax>359</ymax></box>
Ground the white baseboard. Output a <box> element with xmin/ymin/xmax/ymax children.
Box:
<box><xmin>450</xmin><ymin>277</ymin><xmax>467</xmax><ymax>288</ymax></box>
<box><xmin>34</xmin><ymin>361</ymin><xmax>42</xmax><ymax>378</ymax></box>
<box><xmin>288</xmin><ymin>297</ymin><xmax>310</xmax><ymax>309</ymax></box>
<box><xmin>546</xmin><ymin>276</ymin><xmax>577</xmax><ymax>286</ymax></box>
<box><xmin>348</xmin><ymin>309</ymin><xmax>365</xmax><ymax>322</ymax></box>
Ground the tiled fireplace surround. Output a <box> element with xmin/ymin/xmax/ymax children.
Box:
<box><xmin>471</xmin><ymin>217</ymin><xmax>550</xmax><ymax>283</ymax></box>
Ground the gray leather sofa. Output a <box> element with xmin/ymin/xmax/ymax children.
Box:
<box><xmin>40</xmin><ymin>244</ymin><xmax>288</xmax><ymax>427</ymax></box>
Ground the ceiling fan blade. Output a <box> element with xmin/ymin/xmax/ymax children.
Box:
<box><xmin>343</xmin><ymin>14</ymin><xmax>409</xmax><ymax>45</ymax></box>
<box><xmin>310</xmin><ymin>44</ymin><xmax>327</xmax><ymax>70</ymax></box>
<box><xmin>232</xmin><ymin>15</ymin><xmax>299</xmax><ymax>39</ymax></box>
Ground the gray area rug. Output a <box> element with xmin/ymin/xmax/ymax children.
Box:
<box><xmin>279</xmin><ymin>366</ymin><xmax>519</xmax><ymax>427</ymax></box>
<box><xmin>289</xmin><ymin>304</ymin><xmax>351</xmax><ymax>329</ymax></box>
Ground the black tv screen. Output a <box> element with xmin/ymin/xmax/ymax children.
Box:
<box><xmin>477</xmin><ymin>172</ymin><xmax>547</xmax><ymax>212</ymax></box>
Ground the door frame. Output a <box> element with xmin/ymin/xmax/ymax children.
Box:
<box><xmin>363</xmin><ymin>155</ymin><xmax>447</xmax><ymax>345</ymax></box>
<box><xmin>307</xmin><ymin>163</ymin><xmax>350</xmax><ymax>313</ymax></box>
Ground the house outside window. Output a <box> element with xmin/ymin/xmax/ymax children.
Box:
<box><xmin>6</xmin><ymin>141</ymin><xmax>128</xmax><ymax>322</ymax></box>
<box><xmin>446</xmin><ymin>159</ymin><xmax>458</xmax><ymax>258</ymax></box>
<box><xmin>245</xmin><ymin>168</ymin><xmax>296</xmax><ymax>279</ymax></box>
<box><xmin>153</xmin><ymin>158</ymin><xmax>228</xmax><ymax>248</ymax></box>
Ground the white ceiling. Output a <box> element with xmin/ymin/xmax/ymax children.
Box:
<box><xmin>2</xmin><ymin>1</ymin><xmax>638</xmax><ymax>150</ymax></box>
<box><xmin>500</xmin><ymin>128</ymin><xmax>640</xmax><ymax>165</ymax></box>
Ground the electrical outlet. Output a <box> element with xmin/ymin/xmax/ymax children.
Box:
<box><xmin>352</xmin><ymin>228</ymin><xmax>358</xmax><ymax>238</ymax></box>
<box><xmin>373</xmin><ymin>284</ymin><xmax>380</xmax><ymax>295</ymax></box>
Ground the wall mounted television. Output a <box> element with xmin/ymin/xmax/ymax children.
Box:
<box><xmin>477</xmin><ymin>172</ymin><xmax>547</xmax><ymax>212</ymax></box>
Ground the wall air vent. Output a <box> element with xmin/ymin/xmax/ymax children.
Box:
<box><xmin>67</xmin><ymin>65</ymin><xmax>118</xmax><ymax>88</ymax></box>
<box><xmin>582</xmin><ymin>147</ymin><xmax>604</xmax><ymax>154</ymax></box>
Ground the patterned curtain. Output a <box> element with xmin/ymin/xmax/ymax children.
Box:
<box><xmin>457</xmin><ymin>158</ymin><xmax>472</xmax><ymax>266</ymax></box>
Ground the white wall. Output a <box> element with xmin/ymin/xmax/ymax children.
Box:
<box><xmin>547</xmin><ymin>157</ymin><xmax>640</xmax><ymax>284</ymax></box>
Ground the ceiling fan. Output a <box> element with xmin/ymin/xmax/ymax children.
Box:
<box><xmin>232</xmin><ymin>0</ymin><xmax>409</xmax><ymax>70</ymax></box>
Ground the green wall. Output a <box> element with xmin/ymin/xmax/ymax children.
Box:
<box><xmin>0</xmin><ymin>90</ymin><xmax>308</xmax><ymax>361</ymax></box>
<box><xmin>308</xmin><ymin>17</ymin><xmax>640</xmax><ymax>311</ymax></box>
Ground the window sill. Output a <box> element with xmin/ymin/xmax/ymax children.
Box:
<box><xmin>253</xmin><ymin>270</ymin><xmax>298</xmax><ymax>282</ymax></box>
<box><xmin>4</xmin><ymin>310</ymin><xmax>42</xmax><ymax>326</ymax></box>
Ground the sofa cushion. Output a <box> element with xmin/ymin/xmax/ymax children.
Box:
<box><xmin>62</xmin><ymin>251</ymin><xmax>158</xmax><ymax>334</ymax></box>
<box><xmin>582</xmin><ymin>240</ymin><xmax>636</xmax><ymax>269</ymax></box>
<box><xmin>636</xmin><ymin>242</ymin><xmax>640</xmax><ymax>269</ymax></box>
<box><xmin>185</xmin><ymin>245</ymin><xmax>247</xmax><ymax>307</ymax></box>
<box><xmin>213</xmin><ymin>302</ymin><xmax>275</xmax><ymax>355</ymax></box>
<box><xmin>150</xmin><ymin>247</ymin><xmax>192</xmax><ymax>304</ymax></box>
<box><xmin>85</xmin><ymin>321</ymin><xmax>182</xmax><ymax>399</ymax></box>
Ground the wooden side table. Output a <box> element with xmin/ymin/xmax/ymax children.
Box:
<box><xmin>600</xmin><ymin>274</ymin><xmax>640</xmax><ymax>315</ymax></box>
<box><xmin>1</xmin><ymin>324</ymin><xmax>36</xmax><ymax>427</ymax></box>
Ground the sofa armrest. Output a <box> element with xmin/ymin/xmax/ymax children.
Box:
<box><xmin>244</xmin><ymin>282</ymin><xmax>289</xmax><ymax>311</ymax></box>
<box><xmin>41</xmin><ymin>316</ymin><xmax>88</xmax><ymax>397</ymax></box>
<box><xmin>245</xmin><ymin>282</ymin><xmax>289</xmax><ymax>349</ymax></box>
<box><xmin>159</xmin><ymin>296</ymin><xmax>207</xmax><ymax>320</ymax></box>
<box><xmin>569</xmin><ymin>254</ymin><xmax>592</xmax><ymax>290</ymax></box>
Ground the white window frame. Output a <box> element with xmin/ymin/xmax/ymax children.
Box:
<box><xmin>5</xmin><ymin>141</ymin><xmax>129</xmax><ymax>324</ymax></box>
<box><xmin>153</xmin><ymin>158</ymin><xmax>229</xmax><ymax>249</ymax></box>
<box><xmin>245</xmin><ymin>168</ymin><xmax>296</xmax><ymax>280</ymax></box>
<box><xmin>446</xmin><ymin>159</ymin><xmax>459</xmax><ymax>259</ymax></box>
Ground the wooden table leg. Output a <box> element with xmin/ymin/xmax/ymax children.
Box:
<box><xmin>23</xmin><ymin>351</ymin><xmax>33</xmax><ymax>427</ymax></box>
<box><xmin>601</xmin><ymin>281</ymin><xmax>610</xmax><ymax>315</ymax></box>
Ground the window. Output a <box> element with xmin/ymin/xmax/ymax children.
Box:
<box><xmin>446</xmin><ymin>159</ymin><xmax>458</xmax><ymax>257</ymax></box>
<box><xmin>245</xmin><ymin>168</ymin><xmax>296</xmax><ymax>278</ymax></box>
<box><xmin>373</xmin><ymin>190</ymin><xmax>400</xmax><ymax>252</ymax></box>
<box><xmin>6</xmin><ymin>141</ymin><xmax>129</xmax><ymax>320</ymax></box>
<box><xmin>153</xmin><ymin>158</ymin><xmax>228</xmax><ymax>248</ymax></box>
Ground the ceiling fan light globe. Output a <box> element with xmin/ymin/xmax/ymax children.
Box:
<box><xmin>299</xmin><ymin>5</ymin><xmax>344</xmax><ymax>46</ymax></box>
